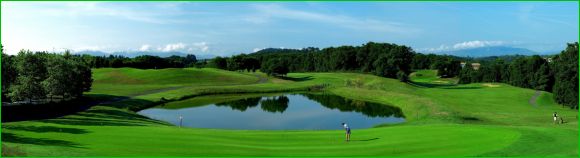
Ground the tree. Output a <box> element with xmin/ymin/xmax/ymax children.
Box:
<box><xmin>243</xmin><ymin>57</ymin><xmax>260</xmax><ymax>72</ymax></box>
<box><xmin>434</xmin><ymin>57</ymin><xmax>461</xmax><ymax>78</ymax></box>
<box><xmin>489</xmin><ymin>59</ymin><xmax>506</xmax><ymax>82</ymax></box>
<box><xmin>184</xmin><ymin>54</ymin><xmax>197</xmax><ymax>67</ymax></box>
<box><xmin>508</xmin><ymin>57</ymin><xmax>529</xmax><ymax>88</ymax></box>
<box><xmin>4</xmin><ymin>50</ymin><xmax>94</xmax><ymax>104</ymax></box>
<box><xmin>552</xmin><ymin>42</ymin><xmax>578</xmax><ymax>109</ymax></box>
<box><xmin>211</xmin><ymin>56</ymin><xmax>228</xmax><ymax>69</ymax></box>
<box><xmin>533</xmin><ymin>62</ymin><xmax>552</xmax><ymax>91</ymax></box>
<box><xmin>2</xmin><ymin>52</ymin><xmax>17</xmax><ymax>102</ymax></box>
<box><xmin>372</xmin><ymin>54</ymin><xmax>398</xmax><ymax>78</ymax></box>
<box><xmin>261</xmin><ymin>58</ymin><xmax>288</xmax><ymax>76</ymax></box>
<box><xmin>227</xmin><ymin>54</ymin><xmax>245</xmax><ymax>71</ymax></box>
<box><xmin>10</xmin><ymin>50</ymin><xmax>47</xmax><ymax>102</ymax></box>
<box><xmin>396</xmin><ymin>71</ymin><xmax>409</xmax><ymax>82</ymax></box>
<box><xmin>42</xmin><ymin>56</ymin><xmax>71</xmax><ymax>101</ymax></box>
<box><xmin>458</xmin><ymin>62</ymin><xmax>474</xmax><ymax>84</ymax></box>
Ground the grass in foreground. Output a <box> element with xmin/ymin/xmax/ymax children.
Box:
<box><xmin>2</xmin><ymin>68</ymin><xmax>577</xmax><ymax>156</ymax></box>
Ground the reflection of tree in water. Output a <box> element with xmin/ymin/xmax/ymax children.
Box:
<box><xmin>301</xmin><ymin>93</ymin><xmax>404</xmax><ymax>118</ymax></box>
<box><xmin>260</xmin><ymin>96</ymin><xmax>289</xmax><ymax>113</ymax></box>
<box><xmin>215</xmin><ymin>97</ymin><xmax>261</xmax><ymax>111</ymax></box>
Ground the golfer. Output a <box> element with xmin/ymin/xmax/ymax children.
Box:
<box><xmin>342</xmin><ymin>123</ymin><xmax>351</xmax><ymax>141</ymax></box>
<box><xmin>553</xmin><ymin>112</ymin><xmax>558</xmax><ymax>124</ymax></box>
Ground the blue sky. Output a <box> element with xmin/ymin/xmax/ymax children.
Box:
<box><xmin>1</xmin><ymin>2</ymin><xmax>578</xmax><ymax>56</ymax></box>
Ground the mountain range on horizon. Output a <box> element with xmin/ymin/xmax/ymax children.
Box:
<box><xmin>435</xmin><ymin>46</ymin><xmax>558</xmax><ymax>57</ymax></box>
<box><xmin>73</xmin><ymin>45</ymin><xmax>561</xmax><ymax>59</ymax></box>
<box><xmin>73</xmin><ymin>50</ymin><xmax>217</xmax><ymax>59</ymax></box>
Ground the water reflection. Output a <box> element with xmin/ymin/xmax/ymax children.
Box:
<box><xmin>302</xmin><ymin>93</ymin><xmax>405</xmax><ymax>118</ymax></box>
<box><xmin>139</xmin><ymin>93</ymin><xmax>405</xmax><ymax>130</ymax></box>
<box><xmin>211</xmin><ymin>94</ymin><xmax>403</xmax><ymax>118</ymax></box>
<box><xmin>260</xmin><ymin>96</ymin><xmax>289</xmax><ymax>113</ymax></box>
<box><xmin>215</xmin><ymin>97</ymin><xmax>260</xmax><ymax>111</ymax></box>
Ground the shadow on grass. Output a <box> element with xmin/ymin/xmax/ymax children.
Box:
<box><xmin>34</xmin><ymin>107</ymin><xmax>171</xmax><ymax>127</ymax></box>
<box><xmin>276</xmin><ymin>76</ymin><xmax>314</xmax><ymax>82</ymax></box>
<box><xmin>35</xmin><ymin>117</ymin><xmax>146</xmax><ymax>126</ymax></box>
<box><xmin>2</xmin><ymin>126</ymin><xmax>89</xmax><ymax>134</ymax></box>
<box><xmin>408</xmin><ymin>81</ymin><xmax>482</xmax><ymax>90</ymax></box>
<box><xmin>350</xmin><ymin>138</ymin><xmax>380</xmax><ymax>142</ymax></box>
<box><xmin>441</xmin><ymin>86</ymin><xmax>482</xmax><ymax>90</ymax></box>
<box><xmin>2</xmin><ymin>94</ymin><xmax>127</xmax><ymax>123</ymax></box>
<box><xmin>1</xmin><ymin>132</ymin><xmax>85</xmax><ymax>148</ymax></box>
<box><xmin>408</xmin><ymin>81</ymin><xmax>457</xmax><ymax>88</ymax></box>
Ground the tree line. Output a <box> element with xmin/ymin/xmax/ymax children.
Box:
<box><xmin>2</xmin><ymin>49</ymin><xmax>93</xmax><ymax>103</ymax></box>
<box><xmin>210</xmin><ymin>42</ymin><xmax>462</xmax><ymax>81</ymax></box>
<box><xmin>78</xmin><ymin>54</ymin><xmax>198</xmax><ymax>69</ymax></box>
<box><xmin>458</xmin><ymin>42</ymin><xmax>578</xmax><ymax>109</ymax></box>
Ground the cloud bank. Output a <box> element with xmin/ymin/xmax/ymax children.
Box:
<box><xmin>420</xmin><ymin>40</ymin><xmax>508</xmax><ymax>53</ymax></box>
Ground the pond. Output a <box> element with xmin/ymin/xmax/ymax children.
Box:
<box><xmin>138</xmin><ymin>93</ymin><xmax>405</xmax><ymax>130</ymax></box>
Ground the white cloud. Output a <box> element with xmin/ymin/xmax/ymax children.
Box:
<box><xmin>73</xmin><ymin>45</ymin><xmax>106</xmax><ymax>52</ymax></box>
<box><xmin>139</xmin><ymin>44</ymin><xmax>151</xmax><ymax>51</ymax></box>
<box><xmin>253</xmin><ymin>47</ymin><xmax>265</xmax><ymax>52</ymax></box>
<box><xmin>452</xmin><ymin>40</ymin><xmax>504</xmax><ymax>50</ymax></box>
<box><xmin>245</xmin><ymin>4</ymin><xmax>420</xmax><ymax>35</ymax></box>
<box><xmin>192</xmin><ymin>42</ymin><xmax>209</xmax><ymax>52</ymax></box>
<box><xmin>146</xmin><ymin>42</ymin><xmax>210</xmax><ymax>53</ymax></box>
<box><xmin>420</xmin><ymin>40</ymin><xmax>506</xmax><ymax>53</ymax></box>
<box><xmin>160</xmin><ymin>43</ymin><xmax>186</xmax><ymax>52</ymax></box>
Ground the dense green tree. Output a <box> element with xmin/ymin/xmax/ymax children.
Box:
<box><xmin>2</xmin><ymin>52</ymin><xmax>17</xmax><ymax>101</ymax></box>
<box><xmin>434</xmin><ymin>57</ymin><xmax>461</xmax><ymax>78</ymax></box>
<box><xmin>261</xmin><ymin>58</ymin><xmax>289</xmax><ymax>76</ymax></box>
<box><xmin>243</xmin><ymin>57</ymin><xmax>260</xmax><ymax>72</ymax></box>
<box><xmin>552</xmin><ymin>42</ymin><xmax>578</xmax><ymax>109</ymax></box>
<box><xmin>3</xmin><ymin>50</ymin><xmax>93</xmax><ymax>103</ymax></box>
<box><xmin>9</xmin><ymin>50</ymin><xmax>47</xmax><ymax>102</ymax></box>
<box><xmin>211</xmin><ymin>56</ymin><xmax>228</xmax><ymax>70</ymax></box>
<box><xmin>372</xmin><ymin>54</ymin><xmax>398</xmax><ymax>78</ymax></box>
<box><xmin>42</xmin><ymin>55</ymin><xmax>72</xmax><ymax>101</ymax></box>
<box><xmin>458</xmin><ymin>62</ymin><xmax>474</xmax><ymax>84</ymax></box>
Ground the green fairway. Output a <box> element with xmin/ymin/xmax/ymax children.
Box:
<box><xmin>89</xmin><ymin>68</ymin><xmax>260</xmax><ymax>96</ymax></box>
<box><xmin>2</xmin><ymin>68</ymin><xmax>577</xmax><ymax>156</ymax></box>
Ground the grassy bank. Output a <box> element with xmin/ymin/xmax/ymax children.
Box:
<box><xmin>2</xmin><ymin>68</ymin><xmax>577</xmax><ymax>156</ymax></box>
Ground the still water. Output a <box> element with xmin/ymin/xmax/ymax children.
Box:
<box><xmin>138</xmin><ymin>93</ymin><xmax>405</xmax><ymax>130</ymax></box>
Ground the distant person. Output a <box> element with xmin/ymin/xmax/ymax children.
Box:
<box><xmin>342</xmin><ymin>123</ymin><xmax>351</xmax><ymax>141</ymax></box>
<box><xmin>179</xmin><ymin>115</ymin><xmax>183</xmax><ymax>128</ymax></box>
<box><xmin>553</xmin><ymin>112</ymin><xmax>558</xmax><ymax>124</ymax></box>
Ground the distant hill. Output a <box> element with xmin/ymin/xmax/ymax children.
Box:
<box><xmin>252</xmin><ymin>47</ymin><xmax>319</xmax><ymax>55</ymax></box>
<box><xmin>73</xmin><ymin>51</ymin><xmax>216</xmax><ymax>59</ymax></box>
<box><xmin>441</xmin><ymin>46</ymin><xmax>539</xmax><ymax>57</ymax></box>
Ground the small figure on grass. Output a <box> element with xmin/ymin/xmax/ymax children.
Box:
<box><xmin>553</xmin><ymin>112</ymin><xmax>558</xmax><ymax>124</ymax></box>
<box><xmin>342</xmin><ymin>123</ymin><xmax>351</xmax><ymax>142</ymax></box>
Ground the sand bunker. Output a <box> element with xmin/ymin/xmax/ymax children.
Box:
<box><xmin>482</xmin><ymin>83</ymin><xmax>500</xmax><ymax>87</ymax></box>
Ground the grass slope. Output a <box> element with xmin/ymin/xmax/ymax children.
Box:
<box><xmin>89</xmin><ymin>68</ymin><xmax>259</xmax><ymax>96</ymax></box>
<box><xmin>2</xmin><ymin>68</ymin><xmax>577</xmax><ymax>156</ymax></box>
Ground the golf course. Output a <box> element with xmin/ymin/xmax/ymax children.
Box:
<box><xmin>2</xmin><ymin>68</ymin><xmax>577</xmax><ymax>156</ymax></box>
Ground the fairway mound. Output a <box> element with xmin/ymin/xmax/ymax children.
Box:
<box><xmin>482</xmin><ymin>83</ymin><xmax>500</xmax><ymax>88</ymax></box>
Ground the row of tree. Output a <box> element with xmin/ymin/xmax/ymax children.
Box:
<box><xmin>2</xmin><ymin>49</ymin><xmax>93</xmax><ymax>103</ymax></box>
<box><xmin>458</xmin><ymin>42</ymin><xmax>578</xmax><ymax>109</ymax></box>
<box><xmin>211</xmin><ymin>42</ymin><xmax>463</xmax><ymax>81</ymax></box>
<box><xmin>79</xmin><ymin>54</ymin><xmax>198</xmax><ymax>69</ymax></box>
<box><xmin>210</xmin><ymin>42</ymin><xmax>464</xmax><ymax>81</ymax></box>
<box><xmin>412</xmin><ymin>53</ymin><xmax>462</xmax><ymax>78</ymax></box>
